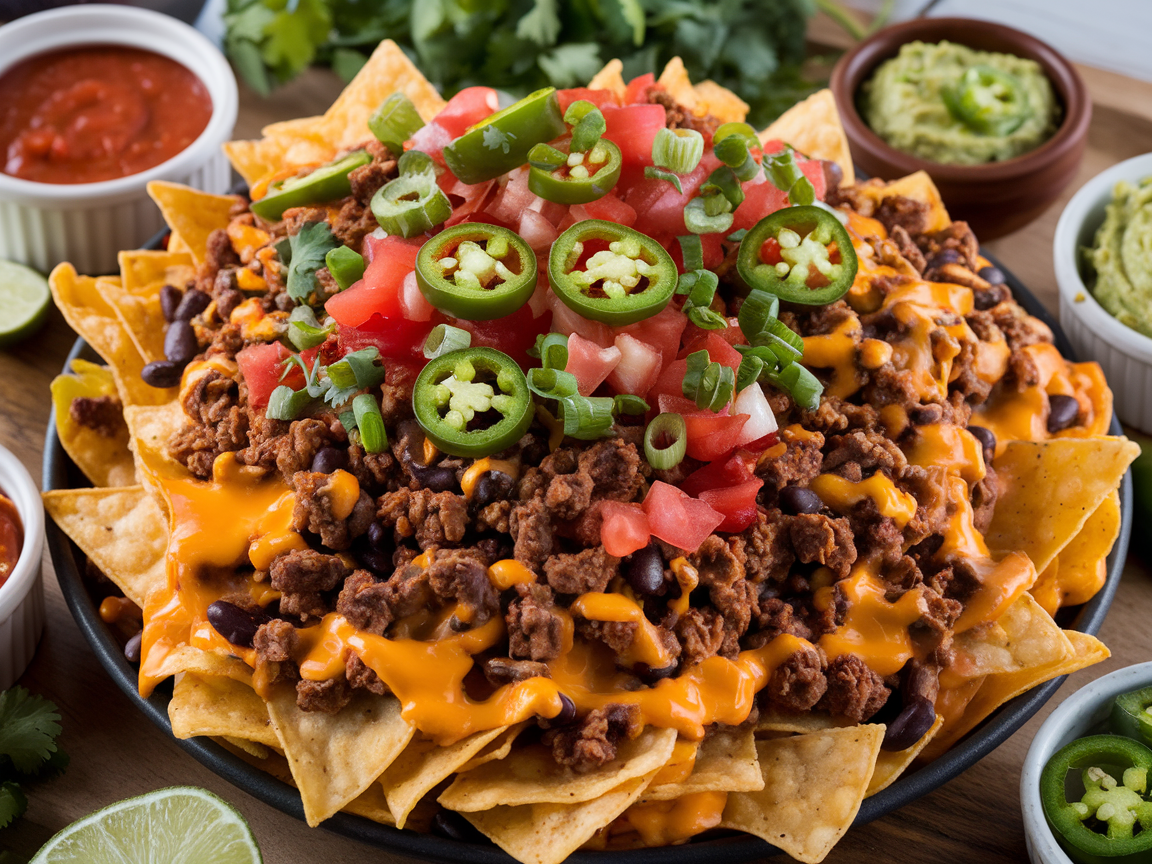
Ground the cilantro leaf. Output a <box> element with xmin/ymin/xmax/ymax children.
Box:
<box><xmin>481</xmin><ymin>125</ymin><xmax>516</xmax><ymax>154</ymax></box>
<box><xmin>537</xmin><ymin>43</ymin><xmax>603</xmax><ymax>88</ymax></box>
<box><xmin>599</xmin><ymin>0</ymin><xmax>645</xmax><ymax>46</ymax></box>
<box><xmin>0</xmin><ymin>688</ymin><xmax>61</xmax><ymax>775</ymax></box>
<box><xmin>515</xmin><ymin>0</ymin><xmax>560</xmax><ymax>47</ymax></box>
<box><xmin>287</xmin><ymin>222</ymin><xmax>339</xmax><ymax>304</ymax></box>
<box><xmin>261</xmin><ymin>0</ymin><xmax>333</xmax><ymax>82</ymax></box>
<box><xmin>0</xmin><ymin>782</ymin><xmax>26</xmax><ymax>830</ymax></box>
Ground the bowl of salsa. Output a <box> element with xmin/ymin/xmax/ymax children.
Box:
<box><xmin>0</xmin><ymin>442</ymin><xmax>44</xmax><ymax>692</ymax></box>
<box><xmin>0</xmin><ymin>4</ymin><xmax>237</xmax><ymax>274</ymax></box>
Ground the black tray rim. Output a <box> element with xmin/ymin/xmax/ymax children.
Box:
<box><xmin>43</xmin><ymin>250</ymin><xmax>1133</xmax><ymax>864</ymax></box>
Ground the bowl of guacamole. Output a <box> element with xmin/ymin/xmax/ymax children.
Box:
<box><xmin>831</xmin><ymin>17</ymin><xmax>1091</xmax><ymax>239</ymax></box>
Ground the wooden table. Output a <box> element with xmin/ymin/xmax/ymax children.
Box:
<box><xmin>3</xmin><ymin>58</ymin><xmax>1152</xmax><ymax>864</ymax></box>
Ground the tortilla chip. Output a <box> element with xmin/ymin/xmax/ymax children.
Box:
<box><xmin>123</xmin><ymin>402</ymin><xmax>189</xmax><ymax>498</ymax></box>
<box><xmin>170</xmin><ymin>673</ymin><xmax>278</xmax><ymax>748</ymax></box>
<box><xmin>145</xmin><ymin>643</ymin><xmax>254</xmax><ymax>686</ymax></box>
<box><xmin>756</xmin><ymin>709</ymin><xmax>848</xmax><ymax>735</ymax></box>
<box><xmin>588</xmin><ymin>58</ymin><xmax>626</xmax><ymax>99</ymax></box>
<box><xmin>760</xmin><ymin>89</ymin><xmax>854</xmax><ymax>186</ymax></box>
<box><xmin>657</xmin><ymin>57</ymin><xmax>699</xmax><ymax>113</ymax></box>
<box><xmin>382</xmin><ymin>726</ymin><xmax>511</xmax><ymax>828</ymax></box>
<box><xmin>464</xmin><ymin>772</ymin><xmax>658</xmax><ymax>864</ymax></box>
<box><xmin>223</xmin><ymin>138</ymin><xmax>288</xmax><ymax>188</ymax></box>
<box><xmin>219</xmin><ymin>736</ymin><xmax>271</xmax><ymax>760</ymax></box>
<box><xmin>109</xmin><ymin>250</ymin><xmax>194</xmax><ymax>364</ymax></box>
<box><xmin>987</xmin><ymin>438</ymin><xmax>1139</xmax><ymax>574</ymax></box>
<box><xmin>147</xmin><ymin>182</ymin><xmax>240</xmax><ymax>267</ymax></box>
<box><xmin>458</xmin><ymin>722</ymin><xmax>525</xmax><ymax>772</ymax></box>
<box><xmin>266</xmin><ymin>687</ymin><xmax>415</xmax><ymax>826</ymax></box>
<box><xmin>119</xmin><ymin>249</ymin><xmax>195</xmax><ymax>296</ymax></box>
<box><xmin>951</xmin><ymin>591</ymin><xmax>1073</xmax><ymax>679</ymax></box>
<box><xmin>641</xmin><ymin>729</ymin><xmax>763</xmax><ymax>801</ymax></box>
<box><xmin>50</xmin><ymin>359</ymin><xmax>135</xmax><ymax>487</ymax></box>
<box><xmin>167</xmin><ymin>231</ymin><xmax>192</xmax><ymax>256</ymax></box>
<box><xmin>1032</xmin><ymin>489</ymin><xmax>1121</xmax><ymax>615</ymax></box>
<box><xmin>342</xmin><ymin>780</ymin><xmax>398</xmax><ymax>826</ymax></box>
<box><xmin>439</xmin><ymin>727</ymin><xmax>677</xmax><ymax>811</ymax></box>
<box><xmin>721</xmin><ymin>726</ymin><xmax>885</xmax><ymax>864</ymax></box>
<box><xmin>693</xmin><ymin>80</ymin><xmax>749</xmax><ymax>124</ymax></box>
<box><xmin>42</xmin><ymin>486</ymin><xmax>167</xmax><ymax>607</ymax></box>
<box><xmin>862</xmin><ymin>170</ymin><xmax>951</xmax><ymax>232</ymax></box>
<box><xmin>866</xmin><ymin>716</ymin><xmax>943</xmax><ymax>796</ymax></box>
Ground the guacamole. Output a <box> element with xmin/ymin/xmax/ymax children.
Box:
<box><xmin>862</xmin><ymin>40</ymin><xmax>1060</xmax><ymax>165</ymax></box>
<box><xmin>1089</xmin><ymin>177</ymin><xmax>1152</xmax><ymax>339</ymax></box>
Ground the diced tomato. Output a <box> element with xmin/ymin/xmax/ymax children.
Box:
<box><xmin>642</xmin><ymin>481</ymin><xmax>724</xmax><ymax>552</ymax></box>
<box><xmin>619</xmin><ymin>304</ymin><xmax>687</xmax><ymax>369</ymax></box>
<box><xmin>407</xmin><ymin>122</ymin><xmax>453</xmax><ymax>163</ymax></box>
<box><xmin>606</xmin><ymin>333</ymin><xmax>661</xmax><ymax>397</ymax></box>
<box><xmin>626</xmin><ymin>153</ymin><xmax>721</xmax><ymax>235</ymax></box>
<box><xmin>399</xmin><ymin>271</ymin><xmax>434</xmax><ymax>322</ymax></box>
<box><xmin>657</xmin><ymin>393</ymin><xmax>701</xmax><ymax>416</ymax></box>
<box><xmin>600</xmin><ymin>501</ymin><xmax>650</xmax><ymax>557</ymax></box>
<box><xmin>602</xmin><ymin>104</ymin><xmax>667</xmax><ymax>168</ymax></box>
<box><xmin>338</xmin><ymin>315</ymin><xmax>436</xmax><ymax>362</ymax></box>
<box><xmin>488</xmin><ymin>166</ymin><xmax>538</xmax><ymax>226</ymax></box>
<box><xmin>731</xmin><ymin>178</ymin><xmax>791</xmax><ymax>232</ymax></box>
<box><xmin>325</xmin><ymin>235</ymin><xmax>421</xmax><ymax>327</ymax></box>
<box><xmin>455</xmin><ymin>302</ymin><xmax>549</xmax><ymax>370</ymax></box>
<box><xmin>518</xmin><ymin>209</ymin><xmax>559</xmax><ymax>255</ymax></box>
<box><xmin>572</xmin><ymin>194</ymin><xmax>637</xmax><ymax>227</ymax></box>
<box><xmin>667</xmin><ymin>232</ymin><xmax>725</xmax><ymax>273</ymax></box>
<box><xmin>624</xmin><ymin>73</ymin><xmax>656</xmax><ymax>105</ymax></box>
<box><xmin>679</xmin><ymin>453</ymin><xmax>755</xmax><ymax>498</ymax></box>
<box><xmin>557</xmin><ymin>88</ymin><xmax>621</xmax><ymax>113</ymax></box>
<box><xmin>433</xmin><ymin>86</ymin><xmax>500</xmax><ymax>138</ymax></box>
<box><xmin>760</xmin><ymin>236</ymin><xmax>783</xmax><ymax>265</ymax></box>
<box><xmin>677</xmin><ymin>331</ymin><xmax>743</xmax><ymax>373</ymax></box>
<box><xmin>648</xmin><ymin>358</ymin><xmax>687</xmax><ymax>404</ymax></box>
<box><xmin>565</xmin><ymin>332</ymin><xmax>622</xmax><ymax>395</ymax></box>
<box><xmin>699</xmin><ymin>479</ymin><xmax>764</xmax><ymax>533</ymax></box>
<box><xmin>546</xmin><ymin>289</ymin><xmax>616</xmax><ymax>348</ymax></box>
<box><xmin>237</xmin><ymin>342</ymin><xmax>300</xmax><ymax>410</ymax></box>
<box><xmin>800</xmin><ymin>156</ymin><xmax>827</xmax><ymax>202</ymax></box>
<box><xmin>441</xmin><ymin>174</ymin><xmax>496</xmax><ymax>227</ymax></box>
<box><xmin>682</xmin><ymin>412</ymin><xmax>749</xmax><ymax>462</ymax></box>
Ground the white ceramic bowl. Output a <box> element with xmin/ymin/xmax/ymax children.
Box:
<box><xmin>0</xmin><ymin>446</ymin><xmax>45</xmax><ymax>692</ymax></box>
<box><xmin>1054</xmin><ymin>152</ymin><xmax>1152</xmax><ymax>434</ymax></box>
<box><xmin>0</xmin><ymin>4</ymin><xmax>238</xmax><ymax>275</ymax></box>
<box><xmin>1021</xmin><ymin>662</ymin><xmax>1152</xmax><ymax>864</ymax></box>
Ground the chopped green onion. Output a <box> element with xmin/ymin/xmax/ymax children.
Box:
<box><xmin>713</xmin><ymin>136</ymin><xmax>760</xmax><ymax>182</ymax></box>
<box><xmin>371</xmin><ymin>169</ymin><xmax>453</xmax><ymax>238</ymax></box>
<box><xmin>684</xmin><ymin>197</ymin><xmax>734</xmax><ymax>235</ymax></box>
<box><xmin>287</xmin><ymin>305</ymin><xmax>334</xmax><ymax>351</ymax></box>
<box><xmin>753</xmin><ymin>317</ymin><xmax>804</xmax><ymax>357</ymax></box>
<box><xmin>369</xmin><ymin>93</ymin><xmax>425</xmax><ymax>156</ymax></box>
<box><xmin>727</xmin><ymin>228</ymin><xmax>749</xmax><ymax>243</ymax></box>
<box><xmin>713</xmin><ymin>122</ymin><xmax>758</xmax><ymax>146</ymax></box>
<box><xmin>559</xmin><ymin>394</ymin><xmax>616</xmax><ymax>439</ymax></box>
<box><xmin>424</xmin><ymin>324</ymin><xmax>472</xmax><ymax>359</ymax></box>
<box><xmin>326</xmin><ymin>346</ymin><xmax>386</xmax><ymax>396</ymax></box>
<box><xmin>644</xmin><ymin>166</ymin><xmax>683</xmax><ymax>194</ymax></box>
<box><xmin>528</xmin><ymin>143</ymin><xmax>567</xmax><ymax>171</ymax></box>
<box><xmin>652</xmin><ymin>127</ymin><xmax>704</xmax><ymax>174</ymax></box>
<box><xmin>643</xmin><ymin>412</ymin><xmax>687</xmax><ymax>470</ymax></box>
<box><xmin>766</xmin><ymin>362</ymin><xmax>822</xmax><ymax>410</ymax></box>
<box><xmin>702</xmin><ymin>166</ymin><xmax>745</xmax><ymax>209</ymax></box>
<box><xmin>338</xmin><ymin>408</ymin><xmax>357</xmax><ymax>433</ymax></box>
<box><xmin>282</xmin><ymin>353</ymin><xmax>326</xmax><ymax>397</ymax></box>
<box><xmin>678</xmin><ymin>235</ymin><xmax>703</xmax><ymax>272</ymax></box>
<box><xmin>352</xmin><ymin>393</ymin><xmax>388</xmax><ymax>453</ymax></box>
<box><xmin>686</xmin><ymin>305</ymin><xmax>728</xmax><ymax>330</ymax></box>
<box><xmin>527</xmin><ymin>367</ymin><xmax>581</xmax><ymax>400</ymax></box>
<box><xmin>613</xmin><ymin>393</ymin><xmax>649</xmax><ymax>415</ymax></box>
<box><xmin>569</xmin><ymin>105</ymin><xmax>606</xmax><ymax>153</ymax></box>
<box><xmin>683</xmin><ymin>349</ymin><xmax>735</xmax><ymax>412</ymax></box>
<box><xmin>537</xmin><ymin>333</ymin><xmax>570</xmax><ymax>370</ymax></box>
<box><xmin>325</xmin><ymin>245</ymin><xmax>365</xmax><ymax>291</ymax></box>
<box><xmin>736</xmin><ymin>355</ymin><xmax>764</xmax><ymax>392</ymax></box>
<box><xmin>764</xmin><ymin>149</ymin><xmax>816</xmax><ymax>206</ymax></box>
<box><xmin>563</xmin><ymin>100</ymin><xmax>598</xmax><ymax>125</ymax></box>
<box><xmin>398</xmin><ymin>149</ymin><xmax>435</xmax><ymax>177</ymax></box>
<box><xmin>266</xmin><ymin>385</ymin><xmax>314</xmax><ymax>421</ymax></box>
<box><xmin>738</xmin><ymin>289</ymin><xmax>781</xmax><ymax>339</ymax></box>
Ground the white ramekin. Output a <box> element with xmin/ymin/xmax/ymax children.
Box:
<box><xmin>1054</xmin><ymin>152</ymin><xmax>1152</xmax><ymax>433</ymax></box>
<box><xmin>0</xmin><ymin>446</ymin><xmax>45</xmax><ymax>692</ymax></box>
<box><xmin>1021</xmin><ymin>662</ymin><xmax>1152</xmax><ymax>864</ymax></box>
<box><xmin>0</xmin><ymin>5</ymin><xmax>238</xmax><ymax>275</ymax></box>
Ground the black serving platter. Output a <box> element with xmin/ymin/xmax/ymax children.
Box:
<box><xmin>44</xmin><ymin>247</ymin><xmax>1132</xmax><ymax>864</ymax></box>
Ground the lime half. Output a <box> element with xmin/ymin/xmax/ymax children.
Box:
<box><xmin>30</xmin><ymin>786</ymin><xmax>263</xmax><ymax>864</ymax></box>
<box><xmin>0</xmin><ymin>259</ymin><xmax>50</xmax><ymax>348</ymax></box>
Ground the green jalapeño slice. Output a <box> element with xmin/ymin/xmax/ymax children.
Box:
<box><xmin>416</xmin><ymin>224</ymin><xmax>537</xmax><ymax>320</ymax></box>
<box><xmin>548</xmin><ymin>220</ymin><xmax>678</xmax><ymax>326</ymax></box>
<box><xmin>442</xmin><ymin>88</ymin><xmax>566</xmax><ymax>185</ymax></box>
<box><xmin>528</xmin><ymin>138</ymin><xmax>623</xmax><ymax>205</ymax></box>
<box><xmin>412</xmin><ymin>347</ymin><xmax>534</xmax><ymax>458</ymax></box>
<box><xmin>737</xmin><ymin>205</ymin><xmax>858</xmax><ymax>306</ymax></box>
<box><xmin>943</xmin><ymin>65</ymin><xmax>1031</xmax><ymax>137</ymax></box>
<box><xmin>251</xmin><ymin>149</ymin><xmax>371</xmax><ymax>222</ymax></box>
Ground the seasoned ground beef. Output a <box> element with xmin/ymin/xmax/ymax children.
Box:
<box><xmin>69</xmin><ymin>394</ymin><xmax>123</xmax><ymax>437</ymax></box>
<box><xmin>820</xmin><ymin>654</ymin><xmax>890</xmax><ymax>723</ymax></box>
<box><xmin>544</xmin><ymin>703</ymin><xmax>643</xmax><ymax>772</ymax></box>
<box><xmin>507</xmin><ymin>582</ymin><xmax>564</xmax><ymax>662</ymax></box>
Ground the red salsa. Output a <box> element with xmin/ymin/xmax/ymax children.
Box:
<box><xmin>0</xmin><ymin>45</ymin><xmax>213</xmax><ymax>184</ymax></box>
<box><xmin>0</xmin><ymin>493</ymin><xmax>21</xmax><ymax>589</ymax></box>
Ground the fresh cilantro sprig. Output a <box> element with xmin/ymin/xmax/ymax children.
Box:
<box><xmin>0</xmin><ymin>687</ymin><xmax>67</xmax><ymax>832</ymax></box>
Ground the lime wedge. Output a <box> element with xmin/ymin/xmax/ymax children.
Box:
<box><xmin>29</xmin><ymin>786</ymin><xmax>263</xmax><ymax>864</ymax></box>
<box><xmin>0</xmin><ymin>259</ymin><xmax>50</xmax><ymax>348</ymax></box>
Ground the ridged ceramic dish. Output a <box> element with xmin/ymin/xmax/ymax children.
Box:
<box><xmin>0</xmin><ymin>444</ymin><xmax>45</xmax><ymax>691</ymax></box>
<box><xmin>0</xmin><ymin>4</ymin><xmax>237</xmax><ymax>275</ymax></box>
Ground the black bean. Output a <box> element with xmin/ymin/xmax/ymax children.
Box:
<box><xmin>638</xmin><ymin>663</ymin><xmax>678</xmax><ymax>684</ymax></box>
<box><xmin>174</xmin><ymin>288</ymin><xmax>211</xmax><ymax>321</ymax></box>
<box><xmin>551</xmin><ymin>693</ymin><xmax>577</xmax><ymax>726</ymax></box>
<box><xmin>1047</xmin><ymin>394</ymin><xmax>1081</xmax><ymax>433</ymax></box>
<box><xmin>164</xmin><ymin>320</ymin><xmax>198</xmax><ymax>363</ymax></box>
<box><xmin>926</xmin><ymin>248</ymin><xmax>962</xmax><ymax>270</ymax></box>
<box><xmin>882</xmin><ymin>697</ymin><xmax>936</xmax><ymax>751</ymax></box>
<box><xmin>311</xmin><ymin>446</ymin><xmax>348</xmax><ymax>474</ymax></box>
<box><xmin>159</xmin><ymin>284</ymin><xmax>183</xmax><ymax>322</ymax></box>
<box><xmin>623</xmin><ymin>544</ymin><xmax>664</xmax><ymax>596</ymax></box>
<box><xmin>779</xmin><ymin>485</ymin><xmax>823</xmax><ymax>515</ymax></box>
<box><xmin>141</xmin><ymin>359</ymin><xmax>185</xmax><ymax>389</ymax></box>
<box><xmin>123</xmin><ymin>631</ymin><xmax>142</xmax><ymax>664</ymax></box>
<box><xmin>206</xmin><ymin>600</ymin><xmax>268</xmax><ymax>648</ymax></box>
<box><xmin>822</xmin><ymin>159</ymin><xmax>843</xmax><ymax>190</ymax></box>
<box><xmin>367</xmin><ymin>521</ymin><xmax>389</xmax><ymax>550</ymax></box>
<box><xmin>978</xmin><ymin>265</ymin><xmax>1006</xmax><ymax>285</ymax></box>
<box><xmin>431</xmin><ymin>809</ymin><xmax>487</xmax><ymax>843</ymax></box>
<box><xmin>472</xmin><ymin>470</ymin><xmax>514</xmax><ymax>509</ymax></box>
<box><xmin>519</xmin><ymin>432</ymin><xmax>549</xmax><ymax>466</ymax></box>
<box><xmin>408</xmin><ymin>461</ymin><xmax>459</xmax><ymax>493</ymax></box>
<box><xmin>357</xmin><ymin>546</ymin><xmax>392</xmax><ymax>575</ymax></box>
<box><xmin>967</xmin><ymin>425</ymin><xmax>996</xmax><ymax>463</ymax></box>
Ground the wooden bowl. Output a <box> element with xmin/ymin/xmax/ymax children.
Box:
<box><xmin>830</xmin><ymin>17</ymin><xmax>1091</xmax><ymax>239</ymax></box>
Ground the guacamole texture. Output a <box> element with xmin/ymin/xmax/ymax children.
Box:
<box><xmin>1089</xmin><ymin>177</ymin><xmax>1152</xmax><ymax>339</ymax></box>
<box><xmin>862</xmin><ymin>40</ymin><xmax>1060</xmax><ymax>165</ymax></box>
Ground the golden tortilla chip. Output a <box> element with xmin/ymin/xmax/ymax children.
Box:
<box><xmin>50</xmin><ymin>359</ymin><xmax>135</xmax><ymax>488</ymax></box>
<box><xmin>588</xmin><ymin>58</ymin><xmax>626</xmax><ymax>99</ymax></box>
<box><xmin>145</xmin><ymin>643</ymin><xmax>254</xmax><ymax>687</ymax></box>
<box><xmin>988</xmin><ymin>438</ymin><xmax>1139</xmax><ymax>574</ymax></box>
<box><xmin>109</xmin><ymin>250</ymin><xmax>195</xmax><ymax>365</ymax></box>
<box><xmin>119</xmin><ymin>249</ymin><xmax>195</xmax><ymax>295</ymax></box>
<box><xmin>169</xmin><ymin>673</ymin><xmax>277</xmax><ymax>749</ymax></box>
<box><xmin>760</xmin><ymin>89</ymin><xmax>854</xmax><ymax>186</ymax></box>
<box><xmin>266</xmin><ymin>687</ymin><xmax>415</xmax><ymax>826</ymax></box>
<box><xmin>1032</xmin><ymin>489</ymin><xmax>1121</xmax><ymax>615</ymax></box>
<box><xmin>866</xmin><ymin>716</ymin><xmax>943</xmax><ymax>796</ymax></box>
<box><xmin>657</xmin><ymin>57</ymin><xmax>699</xmax><ymax>113</ymax></box>
<box><xmin>123</xmin><ymin>402</ymin><xmax>189</xmax><ymax>502</ymax></box>
<box><xmin>342</xmin><ymin>780</ymin><xmax>398</xmax><ymax>826</ymax></box>
<box><xmin>147</xmin><ymin>182</ymin><xmax>241</xmax><ymax>267</ymax></box>
<box><xmin>42</xmin><ymin>485</ymin><xmax>166</xmax><ymax>607</ymax></box>
<box><xmin>223</xmin><ymin>138</ymin><xmax>289</xmax><ymax>188</ymax></box>
<box><xmin>218</xmin><ymin>736</ymin><xmax>271</xmax><ymax>760</ymax></box>
<box><xmin>860</xmin><ymin>170</ymin><xmax>950</xmax><ymax>232</ymax></box>
<box><xmin>440</xmin><ymin>727</ymin><xmax>676</xmax><ymax>811</ymax></box>
<box><xmin>721</xmin><ymin>726</ymin><xmax>885</xmax><ymax>864</ymax></box>
<box><xmin>167</xmin><ymin>231</ymin><xmax>192</xmax><ymax>256</ymax></box>
<box><xmin>381</xmin><ymin>726</ymin><xmax>511</xmax><ymax>828</ymax></box>
<box><xmin>457</xmin><ymin>722</ymin><xmax>525</xmax><ymax>773</ymax></box>
<box><xmin>641</xmin><ymin>728</ymin><xmax>762</xmax><ymax>801</ymax></box>
<box><xmin>464</xmin><ymin>771</ymin><xmax>658</xmax><ymax>864</ymax></box>
<box><xmin>756</xmin><ymin>710</ymin><xmax>848</xmax><ymax>735</ymax></box>
<box><xmin>693</xmin><ymin>80</ymin><xmax>749</xmax><ymax>124</ymax></box>
<box><xmin>951</xmin><ymin>592</ymin><xmax>1073</xmax><ymax>679</ymax></box>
